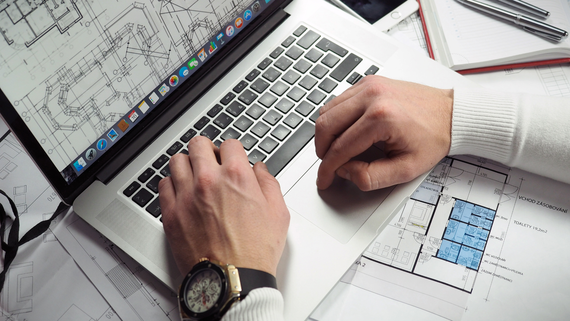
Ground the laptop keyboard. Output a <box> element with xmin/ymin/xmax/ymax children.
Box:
<box><xmin>122</xmin><ymin>25</ymin><xmax>379</xmax><ymax>220</ymax></box>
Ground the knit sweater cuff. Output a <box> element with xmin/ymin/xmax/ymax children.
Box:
<box><xmin>222</xmin><ymin>288</ymin><xmax>284</xmax><ymax>321</ymax></box>
<box><xmin>449</xmin><ymin>86</ymin><xmax>518</xmax><ymax>164</ymax></box>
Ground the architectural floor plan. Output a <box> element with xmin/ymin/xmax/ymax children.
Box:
<box><xmin>0</xmin><ymin>0</ymin><xmax>251</xmax><ymax>170</ymax></box>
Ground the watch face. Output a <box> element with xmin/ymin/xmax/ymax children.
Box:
<box><xmin>184</xmin><ymin>268</ymin><xmax>223</xmax><ymax>313</ymax></box>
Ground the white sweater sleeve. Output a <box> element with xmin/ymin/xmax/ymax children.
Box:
<box><xmin>450</xmin><ymin>86</ymin><xmax>570</xmax><ymax>184</ymax></box>
<box><xmin>222</xmin><ymin>288</ymin><xmax>284</xmax><ymax>321</ymax></box>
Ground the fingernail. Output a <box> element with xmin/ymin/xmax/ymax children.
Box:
<box><xmin>337</xmin><ymin>167</ymin><xmax>350</xmax><ymax>180</ymax></box>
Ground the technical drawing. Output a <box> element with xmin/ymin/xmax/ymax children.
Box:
<box><xmin>1</xmin><ymin>262</ymin><xmax>34</xmax><ymax>315</ymax></box>
<box><xmin>0</xmin><ymin>0</ymin><xmax>253</xmax><ymax>171</ymax></box>
<box><xmin>364</xmin><ymin>156</ymin><xmax>509</xmax><ymax>292</ymax></box>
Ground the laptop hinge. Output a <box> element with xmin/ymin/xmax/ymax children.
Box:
<box><xmin>96</xmin><ymin>9</ymin><xmax>290</xmax><ymax>185</ymax></box>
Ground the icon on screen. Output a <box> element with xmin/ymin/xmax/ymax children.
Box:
<box><xmin>244</xmin><ymin>10</ymin><xmax>252</xmax><ymax>21</ymax></box>
<box><xmin>208</xmin><ymin>41</ymin><xmax>217</xmax><ymax>54</ymax></box>
<box><xmin>149</xmin><ymin>92</ymin><xmax>159</xmax><ymax>104</ymax></box>
<box><xmin>108</xmin><ymin>128</ymin><xmax>119</xmax><ymax>141</ymax></box>
<box><xmin>235</xmin><ymin>17</ymin><xmax>243</xmax><ymax>29</ymax></box>
<box><xmin>118</xmin><ymin>119</ymin><xmax>129</xmax><ymax>132</ymax></box>
<box><xmin>198</xmin><ymin>48</ymin><xmax>207</xmax><ymax>62</ymax></box>
<box><xmin>128</xmin><ymin>110</ymin><xmax>139</xmax><ymax>122</ymax></box>
<box><xmin>252</xmin><ymin>2</ymin><xmax>260</xmax><ymax>12</ymax></box>
<box><xmin>138</xmin><ymin>101</ymin><xmax>150</xmax><ymax>114</ymax></box>
<box><xmin>217</xmin><ymin>32</ymin><xmax>224</xmax><ymax>44</ymax></box>
<box><xmin>179</xmin><ymin>66</ymin><xmax>189</xmax><ymax>77</ymax></box>
<box><xmin>188</xmin><ymin>57</ymin><xmax>198</xmax><ymax>70</ymax></box>
<box><xmin>97</xmin><ymin>138</ymin><xmax>108</xmax><ymax>151</ymax></box>
<box><xmin>226</xmin><ymin>25</ymin><xmax>234</xmax><ymax>37</ymax></box>
<box><xmin>85</xmin><ymin>148</ymin><xmax>97</xmax><ymax>161</ymax></box>
<box><xmin>74</xmin><ymin>157</ymin><xmax>87</xmax><ymax>172</ymax></box>
<box><xmin>158</xmin><ymin>84</ymin><xmax>169</xmax><ymax>96</ymax></box>
<box><xmin>169</xmin><ymin>75</ymin><xmax>179</xmax><ymax>87</ymax></box>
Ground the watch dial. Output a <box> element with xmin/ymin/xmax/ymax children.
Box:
<box><xmin>184</xmin><ymin>269</ymin><xmax>223</xmax><ymax>313</ymax></box>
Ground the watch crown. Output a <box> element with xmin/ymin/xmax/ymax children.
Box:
<box><xmin>198</xmin><ymin>257</ymin><xmax>209</xmax><ymax>263</ymax></box>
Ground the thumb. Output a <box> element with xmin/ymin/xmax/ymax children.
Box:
<box><xmin>253</xmin><ymin>162</ymin><xmax>289</xmax><ymax>212</ymax></box>
<box><xmin>337</xmin><ymin>156</ymin><xmax>418</xmax><ymax>191</ymax></box>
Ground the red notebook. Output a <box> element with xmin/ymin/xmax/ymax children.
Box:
<box><xmin>416</xmin><ymin>0</ymin><xmax>570</xmax><ymax>75</ymax></box>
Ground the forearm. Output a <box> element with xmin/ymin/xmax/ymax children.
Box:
<box><xmin>450</xmin><ymin>86</ymin><xmax>570</xmax><ymax>184</ymax></box>
<box><xmin>222</xmin><ymin>288</ymin><xmax>284</xmax><ymax>321</ymax></box>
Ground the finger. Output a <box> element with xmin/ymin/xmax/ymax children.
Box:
<box><xmin>337</xmin><ymin>155</ymin><xmax>421</xmax><ymax>191</ymax></box>
<box><xmin>158</xmin><ymin>176</ymin><xmax>176</xmax><ymax>213</ymax></box>
<box><xmin>319</xmin><ymin>75</ymin><xmax>379</xmax><ymax>115</ymax></box>
<box><xmin>253</xmin><ymin>162</ymin><xmax>288</xmax><ymax>217</ymax></box>
<box><xmin>314</xmin><ymin>92</ymin><xmax>367</xmax><ymax>159</ymax></box>
<box><xmin>317</xmin><ymin>113</ymin><xmax>391</xmax><ymax>190</ymax></box>
<box><xmin>168</xmin><ymin>153</ymin><xmax>194</xmax><ymax>193</ymax></box>
<box><xmin>219</xmin><ymin>139</ymin><xmax>249</xmax><ymax>167</ymax></box>
<box><xmin>187</xmin><ymin>136</ymin><xmax>219</xmax><ymax>173</ymax></box>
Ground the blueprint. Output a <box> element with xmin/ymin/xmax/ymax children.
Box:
<box><xmin>0</xmin><ymin>0</ymin><xmax>252</xmax><ymax>171</ymax></box>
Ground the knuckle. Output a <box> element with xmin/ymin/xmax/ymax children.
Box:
<box><xmin>353</xmin><ymin>170</ymin><xmax>374</xmax><ymax>192</ymax></box>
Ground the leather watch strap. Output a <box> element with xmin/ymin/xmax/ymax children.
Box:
<box><xmin>236</xmin><ymin>268</ymin><xmax>277</xmax><ymax>299</ymax></box>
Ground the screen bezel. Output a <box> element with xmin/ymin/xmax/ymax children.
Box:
<box><xmin>0</xmin><ymin>0</ymin><xmax>290</xmax><ymax>205</ymax></box>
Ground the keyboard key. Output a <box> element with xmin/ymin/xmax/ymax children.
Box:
<box><xmin>132</xmin><ymin>188</ymin><xmax>154</xmax><ymax>207</ymax></box>
<box><xmin>270</xmin><ymin>81</ymin><xmax>290</xmax><ymax>96</ymax></box>
<box><xmin>274</xmin><ymin>56</ymin><xmax>293</xmax><ymax>71</ymax></box>
<box><xmin>160</xmin><ymin>164</ymin><xmax>171</xmax><ymax>177</ymax></box>
<box><xmin>305</xmin><ymin>48</ymin><xmax>323</xmax><ymax>63</ymax></box>
<box><xmin>145</xmin><ymin>197</ymin><xmax>162</xmax><ymax>218</ymax></box>
<box><xmin>322</xmin><ymin>53</ymin><xmax>341</xmax><ymax>68</ymax></box>
<box><xmin>214</xmin><ymin>140</ymin><xmax>222</xmax><ymax>148</ymax></box>
<box><xmin>271</xmin><ymin>125</ymin><xmax>291</xmax><ymax>141</ymax></box>
<box><xmin>275</xmin><ymin>98</ymin><xmax>295</xmax><ymax>114</ymax></box>
<box><xmin>257</xmin><ymin>58</ymin><xmax>273</xmax><ymax>70</ymax></box>
<box><xmin>310</xmin><ymin>107</ymin><xmax>322</xmax><ymax>123</ymax></box>
<box><xmin>330</xmin><ymin>53</ymin><xmax>363</xmax><ymax>82</ymax></box>
<box><xmin>262</xmin><ymin>67</ymin><xmax>282</xmax><ymax>82</ymax></box>
<box><xmin>152</xmin><ymin>154</ymin><xmax>169</xmax><ymax>169</ymax></box>
<box><xmin>234</xmin><ymin>116</ymin><xmax>254</xmax><ymax>132</ymax></box>
<box><xmin>265</xmin><ymin>122</ymin><xmax>315</xmax><ymax>176</ymax></box>
<box><xmin>238</xmin><ymin>89</ymin><xmax>258</xmax><ymax>105</ymax></box>
<box><xmin>285</xmin><ymin>46</ymin><xmax>304</xmax><ymax>60</ymax></box>
<box><xmin>233</xmin><ymin>80</ymin><xmax>249</xmax><ymax>93</ymax></box>
<box><xmin>194</xmin><ymin>116</ymin><xmax>209</xmax><ymax>130</ymax></box>
<box><xmin>324</xmin><ymin>95</ymin><xmax>337</xmax><ymax>104</ymax></box>
<box><xmin>293</xmin><ymin>59</ymin><xmax>312</xmax><ymax>74</ymax></box>
<box><xmin>245</xmin><ymin>69</ymin><xmax>261</xmax><ymax>81</ymax></box>
<box><xmin>220</xmin><ymin>92</ymin><xmax>236</xmax><ymax>105</ymax></box>
<box><xmin>347</xmin><ymin>72</ymin><xmax>363</xmax><ymax>85</ymax></box>
<box><xmin>123</xmin><ymin>181</ymin><xmax>141</xmax><ymax>197</ymax></box>
<box><xmin>364</xmin><ymin>65</ymin><xmax>380</xmax><ymax>75</ymax></box>
<box><xmin>146</xmin><ymin>175</ymin><xmax>162</xmax><ymax>193</ymax></box>
<box><xmin>299</xmin><ymin>75</ymin><xmax>318</xmax><ymax>90</ymax></box>
<box><xmin>248</xmin><ymin>149</ymin><xmax>266</xmax><ymax>164</ymax></box>
<box><xmin>286</xmin><ymin>86</ymin><xmax>306</xmax><ymax>102</ymax></box>
<box><xmin>307</xmin><ymin>90</ymin><xmax>327</xmax><ymax>105</ymax></box>
<box><xmin>221</xmin><ymin>127</ymin><xmax>241</xmax><ymax>140</ymax></box>
<box><xmin>180</xmin><ymin>129</ymin><xmax>197</xmax><ymax>142</ymax></box>
<box><xmin>269</xmin><ymin>47</ymin><xmax>284</xmax><ymax>59</ymax></box>
<box><xmin>293</xmin><ymin>25</ymin><xmax>307</xmax><ymax>37</ymax></box>
<box><xmin>310</xmin><ymin>64</ymin><xmax>329</xmax><ymax>79</ymax></box>
<box><xmin>258</xmin><ymin>92</ymin><xmax>278</xmax><ymax>108</ymax></box>
<box><xmin>240</xmin><ymin>133</ymin><xmax>258</xmax><ymax>150</ymax></box>
<box><xmin>246</xmin><ymin>104</ymin><xmax>266</xmax><ymax>120</ymax></box>
<box><xmin>250</xmin><ymin>78</ymin><xmax>270</xmax><ymax>93</ymax></box>
<box><xmin>166</xmin><ymin>142</ymin><xmax>184</xmax><ymax>156</ymax></box>
<box><xmin>201</xmin><ymin>125</ymin><xmax>221</xmax><ymax>140</ymax></box>
<box><xmin>297</xmin><ymin>30</ymin><xmax>321</xmax><ymax>49</ymax></box>
<box><xmin>318</xmin><ymin>78</ymin><xmax>338</xmax><ymax>93</ymax></box>
<box><xmin>295</xmin><ymin>101</ymin><xmax>315</xmax><ymax>116</ymax></box>
<box><xmin>259</xmin><ymin>137</ymin><xmax>279</xmax><ymax>153</ymax></box>
<box><xmin>262</xmin><ymin>110</ymin><xmax>282</xmax><ymax>126</ymax></box>
<box><xmin>282</xmin><ymin>69</ymin><xmax>301</xmax><ymax>85</ymax></box>
<box><xmin>283</xmin><ymin>113</ymin><xmax>303</xmax><ymax>129</ymax></box>
<box><xmin>316</xmin><ymin>38</ymin><xmax>348</xmax><ymax>57</ymax></box>
<box><xmin>214</xmin><ymin>112</ymin><xmax>233</xmax><ymax>129</ymax></box>
<box><xmin>207</xmin><ymin>104</ymin><xmax>224</xmax><ymax>117</ymax></box>
<box><xmin>251</xmin><ymin>121</ymin><xmax>271</xmax><ymax>138</ymax></box>
<box><xmin>180</xmin><ymin>149</ymin><xmax>189</xmax><ymax>155</ymax></box>
<box><xmin>226</xmin><ymin>101</ymin><xmax>246</xmax><ymax>116</ymax></box>
<box><xmin>281</xmin><ymin>35</ymin><xmax>296</xmax><ymax>48</ymax></box>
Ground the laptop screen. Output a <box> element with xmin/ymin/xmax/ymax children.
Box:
<box><xmin>0</xmin><ymin>0</ymin><xmax>272</xmax><ymax>185</ymax></box>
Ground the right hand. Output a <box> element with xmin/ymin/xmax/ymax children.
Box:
<box><xmin>315</xmin><ymin>75</ymin><xmax>454</xmax><ymax>191</ymax></box>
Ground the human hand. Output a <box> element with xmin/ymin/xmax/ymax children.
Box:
<box><xmin>315</xmin><ymin>75</ymin><xmax>453</xmax><ymax>191</ymax></box>
<box><xmin>158</xmin><ymin>137</ymin><xmax>290</xmax><ymax>276</ymax></box>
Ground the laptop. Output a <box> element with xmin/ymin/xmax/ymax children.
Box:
<box><xmin>0</xmin><ymin>0</ymin><xmax>471</xmax><ymax>319</ymax></box>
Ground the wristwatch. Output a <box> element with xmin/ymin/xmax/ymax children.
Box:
<box><xmin>178</xmin><ymin>257</ymin><xmax>277</xmax><ymax>321</ymax></box>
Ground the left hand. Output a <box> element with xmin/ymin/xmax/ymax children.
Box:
<box><xmin>158</xmin><ymin>137</ymin><xmax>290</xmax><ymax>276</ymax></box>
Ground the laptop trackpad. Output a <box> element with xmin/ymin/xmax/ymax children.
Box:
<box><xmin>284</xmin><ymin>153</ymin><xmax>392</xmax><ymax>244</ymax></box>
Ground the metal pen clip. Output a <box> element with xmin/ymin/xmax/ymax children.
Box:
<box><xmin>522</xmin><ymin>26</ymin><xmax>564</xmax><ymax>42</ymax></box>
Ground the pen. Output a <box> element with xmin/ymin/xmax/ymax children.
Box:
<box><xmin>495</xmin><ymin>0</ymin><xmax>549</xmax><ymax>18</ymax></box>
<box><xmin>455</xmin><ymin>0</ymin><xmax>568</xmax><ymax>42</ymax></box>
